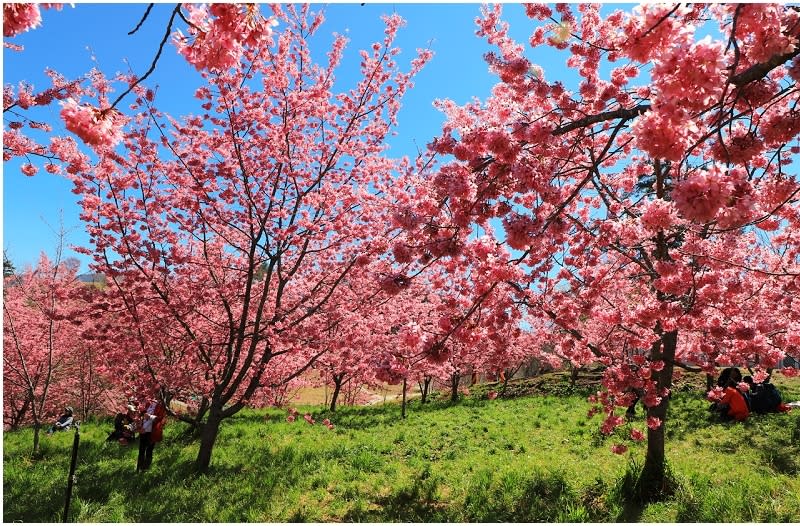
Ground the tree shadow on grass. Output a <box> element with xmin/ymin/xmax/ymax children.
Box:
<box><xmin>65</xmin><ymin>432</ymin><xmax>316</xmax><ymax>522</ymax></box>
<box><xmin>752</xmin><ymin>412</ymin><xmax>800</xmax><ymax>476</ymax></box>
<box><xmin>141</xmin><ymin>459</ymin><xmax>284</xmax><ymax>522</ymax></box>
<box><xmin>344</xmin><ymin>465</ymin><xmax>448</xmax><ymax>522</ymax></box>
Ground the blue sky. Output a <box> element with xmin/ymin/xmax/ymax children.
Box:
<box><xmin>3</xmin><ymin>3</ymin><xmax>582</xmax><ymax>272</ymax></box>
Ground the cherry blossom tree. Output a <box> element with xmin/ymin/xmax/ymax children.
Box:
<box><xmin>401</xmin><ymin>3</ymin><xmax>800</xmax><ymax>499</ymax></box>
<box><xmin>311</xmin><ymin>287</ymin><xmax>383</xmax><ymax>413</ymax></box>
<box><xmin>3</xmin><ymin>250</ymin><xmax>85</xmax><ymax>453</ymax></box>
<box><xmin>57</xmin><ymin>5</ymin><xmax>430</xmax><ymax>471</ymax></box>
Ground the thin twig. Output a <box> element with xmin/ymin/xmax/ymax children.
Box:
<box><xmin>128</xmin><ymin>3</ymin><xmax>155</xmax><ymax>35</ymax></box>
<box><xmin>110</xmin><ymin>4</ymin><xmax>182</xmax><ymax>110</ymax></box>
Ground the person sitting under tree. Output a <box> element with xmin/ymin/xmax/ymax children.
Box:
<box><xmin>107</xmin><ymin>404</ymin><xmax>137</xmax><ymax>445</ymax></box>
<box><xmin>47</xmin><ymin>406</ymin><xmax>74</xmax><ymax>434</ymax></box>
<box><xmin>711</xmin><ymin>379</ymin><xmax>750</xmax><ymax>422</ymax></box>
<box><xmin>742</xmin><ymin>375</ymin><xmax>788</xmax><ymax>414</ymax></box>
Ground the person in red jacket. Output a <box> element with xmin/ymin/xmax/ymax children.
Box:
<box><xmin>716</xmin><ymin>380</ymin><xmax>750</xmax><ymax>422</ymax></box>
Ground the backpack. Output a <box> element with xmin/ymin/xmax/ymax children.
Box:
<box><xmin>750</xmin><ymin>383</ymin><xmax>782</xmax><ymax>413</ymax></box>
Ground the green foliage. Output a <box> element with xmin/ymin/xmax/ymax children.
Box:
<box><xmin>4</xmin><ymin>375</ymin><xmax>800</xmax><ymax>522</ymax></box>
<box><xmin>3</xmin><ymin>250</ymin><xmax>15</xmax><ymax>278</ymax></box>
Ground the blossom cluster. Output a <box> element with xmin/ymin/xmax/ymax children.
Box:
<box><xmin>60</xmin><ymin>99</ymin><xmax>124</xmax><ymax>149</ymax></box>
<box><xmin>671</xmin><ymin>165</ymin><xmax>733</xmax><ymax>223</ymax></box>
<box><xmin>174</xmin><ymin>4</ymin><xmax>279</xmax><ymax>72</ymax></box>
<box><xmin>3</xmin><ymin>3</ymin><xmax>42</xmax><ymax>37</ymax></box>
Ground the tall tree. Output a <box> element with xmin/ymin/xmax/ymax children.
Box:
<box><xmin>59</xmin><ymin>5</ymin><xmax>430</xmax><ymax>471</ymax></box>
<box><xmin>402</xmin><ymin>3</ymin><xmax>800</xmax><ymax>500</ymax></box>
<box><xmin>3</xmin><ymin>252</ymin><xmax>84</xmax><ymax>454</ymax></box>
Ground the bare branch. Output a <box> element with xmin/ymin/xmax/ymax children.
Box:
<box><xmin>110</xmin><ymin>4</ymin><xmax>182</xmax><ymax>110</ymax></box>
<box><xmin>128</xmin><ymin>3</ymin><xmax>155</xmax><ymax>35</ymax></box>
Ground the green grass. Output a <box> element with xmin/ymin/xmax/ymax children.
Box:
<box><xmin>4</xmin><ymin>374</ymin><xmax>800</xmax><ymax>522</ymax></box>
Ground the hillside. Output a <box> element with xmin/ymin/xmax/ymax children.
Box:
<box><xmin>4</xmin><ymin>374</ymin><xmax>800</xmax><ymax>522</ymax></box>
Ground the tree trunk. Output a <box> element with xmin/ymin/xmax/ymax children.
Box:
<box><xmin>401</xmin><ymin>378</ymin><xmax>407</xmax><ymax>419</ymax></box>
<box><xmin>330</xmin><ymin>374</ymin><xmax>344</xmax><ymax>413</ymax></box>
<box><xmin>32</xmin><ymin>423</ymin><xmax>42</xmax><ymax>456</ymax></box>
<box><xmin>570</xmin><ymin>365</ymin><xmax>580</xmax><ymax>387</ymax></box>
<box><xmin>705</xmin><ymin>373</ymin><xmax>714</xmax><ymax>392</ymax></box>
<box><xmin>501</xmin><ymin>369</ymin><xmax>511</xmax><ymax>394</ymax></box>
<box><xmin>31</xmin><ymin>399</ymin><xmax>42</xmax><ymax>456</ymax></box>
<box><xmin>195</xmin><ymin>407</ymin><xmax>223</xmax><ymax>472</ymax></box>
<box><xmin>450</xmin><ymin>374</ymin><xmax>460</xmax><ymax>403</ymax></box>
<box><xmin>419</xmin><ymin>376</ymin><xmax>432</xmax><ymax>404</ymax></box>
<box><xmin>638</xmin><ymin>329</ymin><xmax>678</xmax><ymax>501</ymax></box>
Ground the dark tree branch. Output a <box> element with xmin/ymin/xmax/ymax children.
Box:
<box><xmin>552</xmin><ymin>104</ymin><xmax>651</xmax><ymax>136</ymax></box>
<box><xmin>109</xmin><ymin>4</ymin><xmax>182</xmax><ymax>110</ymax></box>
<box><xmin>731</xmin><ymin>46</ymin><xmax>800</xmax><ymax>87</ymax></box>
<box><xmin>636</xmin><ymin>4</ymin><xmax>682</xmax><ymax>40</ymax></box>
<box><xmin>128</xmin><ymin>3</ymin><xmax>155</xmax><ymax>35</ymax></box>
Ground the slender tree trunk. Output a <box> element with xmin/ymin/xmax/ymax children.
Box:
<box><xmin>705</xmin><ymin>373</ymin><xmax>714</xmax><ymax>392</ymax></box>
<box><xmin>32</xmin><ymin>423</ymin><xmax>42</xmax><ymax>456</ymax></box>
<box><xmin>569</xmin><ymin>365</ymin><xmax>580</xmax><ymax>387</ymax></box>
<box><xmin>420</xmin><ymin>376</ymin><xmax>432</xmax><ymax>404</ymax></box>
<box><xmin>450</xmin><ymin>374</ymin><xmax>460</xmax><ymax>403</ymax></box>
<box><xmin>196</xmin><ymin>406</ymin><xmax>223</xmax><ymax>472</ymax></box>
<box><xmin>639</xmin><ymin>329</ymin><xmax>678</xmax><ymax>500</ymax></box>
<box><xmin>401</xmin><ymin>378</ymin><xmax>407</xmax><ymax>419</ymax></box>
<box><xmin>31</xmin><ymin>398</ymin><xmax>42</xmax><ymax>456</ymax></box>
<box><xmin>330</xmin><ymin>374</ymin><xmax>344</xmax><ymax>413</ymax></box>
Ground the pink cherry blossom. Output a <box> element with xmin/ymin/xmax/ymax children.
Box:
<box><xmin>631</xmin><ymin>109</ymin><xmax>699</xmax><ymax>162</ymax></box>
<box><xmin>3</xmin><ymin>3</ymin><xmax>42</xmax><ymax>37</ymax></box>
<box><xmin>21</xmin><ymin>163</ymin><xmax>38</xmax><ymax>176</ymax></box>
<box><xmin>640</xmin><ymin>199</ymin><xmax>678</xmax><ymax>232</ymax></box>
<box><xmin>60</xmin><ymin>99</ymin><xmax>124</xmax><ymax>149</ymax></box>
<box><xmin>174</xmin><ymin>4</ymin><xmax>279</xmax><ymax>72</ymax></box>
<box><xmin>630</xmin><ymin>428</ymin><xmax>645</xmax><ymax>442</ymax></box>
<box><xmin>601</xmin><ymin>414</ymin><xmax>625</xmax><ymax>435</ymax></box>
<box><xmin>611</xmin><ymin>444</ymin><xmax>628</xmax><ymax>455</ymax></box>
<box><xmin>671</xmin><ymin>165</ymin><xmax>733</xmax><ymax>223</ymax></box>
<box><xmin>752</xmin><ymin>370</ymin><xmax>771</xmax><ymax>384</ymax></box>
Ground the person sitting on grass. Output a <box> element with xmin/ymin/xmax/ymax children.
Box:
<box><xmin>47</xmin><ymin>406</ymin><xmax>74</xmax><ymax>434</ymax></box>
<box><xmin>742</xmin><ymin>376</ymin><xmax>790</xmax><ymax>414</ymax></box>
<box><xmin>107</xmin><ymin>404</ymin><xmax>137</xmax><ymax>445</ymax></box>
<box><xmin>711</xmin><ymin>380</ymin><xmax>750</xmax><ymax>422</ymax></box>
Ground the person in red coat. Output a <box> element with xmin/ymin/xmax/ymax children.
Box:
<box><xmin>136</xmin><ymin>398</ymin><xmax>167</xmax><ymax>471</ymax></box>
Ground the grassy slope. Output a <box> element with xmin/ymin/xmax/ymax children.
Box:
<box><xmin>4</xmin><ymin>373</ymin><xmax>800</xmax><ymax>522</ymax></box>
